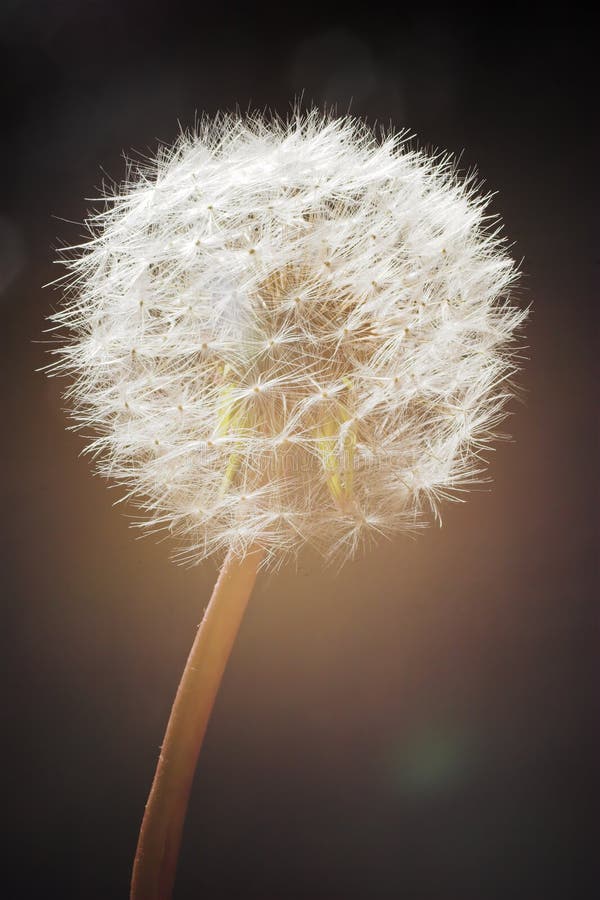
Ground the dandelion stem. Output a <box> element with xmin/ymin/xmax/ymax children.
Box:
<box><xmin>130</xmin><ymin>546</ymin><xmax>263</xmax><ymax>900</ymax></box>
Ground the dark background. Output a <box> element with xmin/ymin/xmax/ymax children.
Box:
<box><xmin>2</xmin><ymin>3</ymin><xmax>596</xmax><ymax>898</ymax></box>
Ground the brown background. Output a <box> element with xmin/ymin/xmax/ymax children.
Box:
<box><xmin>2</xmin><ymin>4</ymin><xmax>595</xmax><ymax>899</ymax></box>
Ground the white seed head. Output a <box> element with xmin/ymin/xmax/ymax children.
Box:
<box><xmin>47</xmin><ymin>110</ymin><xmax>526</xmax><ymax>567</ymax></box>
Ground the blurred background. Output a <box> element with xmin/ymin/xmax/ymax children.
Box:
<box><xmin>1</xmin><ymin>3</ymin><xmax>595</xmax><ymax>898</ymax></box>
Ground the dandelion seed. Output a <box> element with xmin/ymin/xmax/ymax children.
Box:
<box><xmin>47</xmin><ymin>110</ymin><xmax>524</xmax><ymax>567</ymax></box>
<box><xmin>45</xmin><ymin>108</ymin><xmax>526</xmax><ymax>900</ymax></box>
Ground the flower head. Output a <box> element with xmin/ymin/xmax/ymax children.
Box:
<box><xmin>48</xmin><ymin>110</ymin><xmax>525</xmax><ymax>566</ymax></box>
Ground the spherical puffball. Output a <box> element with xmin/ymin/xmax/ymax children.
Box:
<box><xmin>48</xmin><ymin>110</ymin><xmax>526</xmax><ymax>567</ymax></box>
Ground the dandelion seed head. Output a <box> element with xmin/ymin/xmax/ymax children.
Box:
<box><xmin>48</xmin><ymin>109</ymin><xmax>526</xmax><ymax>567</ymax></box>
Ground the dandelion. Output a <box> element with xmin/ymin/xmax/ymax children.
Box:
<box><xmin>46</xmin><ymin>109</ymin><xmax>526</xmax><ymax>899</ymax></box>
